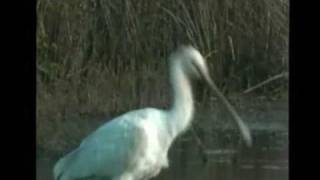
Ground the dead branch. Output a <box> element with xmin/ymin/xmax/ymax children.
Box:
<box><xmin>243</xmin><ymin>72</ymin><xmax>288</xmax><ymax>94</ymax></box>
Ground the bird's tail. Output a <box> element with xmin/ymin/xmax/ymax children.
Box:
<box><xmin>53</xmin><ymin>148</ymin><xmax>82</xmax><ymax>180</ymax></box>
<box><xmin>53</xmin><ymin>156</ymin><xmax>67</xmax><ymax>180</ymax></box>
<box><xmin>53</xmin><ymin>149</ymin><xmax>78</xmax><ymax>180</ymax></box>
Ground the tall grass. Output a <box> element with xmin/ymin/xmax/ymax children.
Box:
<box><xmin>36</xmin><ymin>0</ymin><xmax>288</xmax><ymax>156</ymax></box>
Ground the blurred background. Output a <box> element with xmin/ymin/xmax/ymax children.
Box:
<box><xmin>36</xmin><ymin>0</ymin><xmax>289</xmax><ymax>179</ymax></box>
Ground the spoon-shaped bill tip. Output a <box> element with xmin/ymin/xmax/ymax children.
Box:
<box><xmin>203</xmin><ymin>74</ymin><xmax>252</xmax><ymax>147</ymax></box>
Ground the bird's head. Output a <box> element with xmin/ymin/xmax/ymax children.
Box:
<box><xmin>170</xmin><ymin>45</ymin><xmax>211</xmax><ymax>81</ymax></box>
<box><xmin>169</xmin><ymin>45</ymin><xmax>252</xmax><ymax>147</ymax></box>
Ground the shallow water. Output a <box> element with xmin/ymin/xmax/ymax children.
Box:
<box><xmin>38</xmin><ymin>130</ymin><xmax>288</xmax><ymax>180</ymax></box>
<box><xmin>37</xmin><ymin>99</ymin><xmax>288</xmax><ymax>180</ymax></box>
<box><xmin>38</xmin><ymin>152</ymin><xmax>288</xmax><ymax>180</ymax></box>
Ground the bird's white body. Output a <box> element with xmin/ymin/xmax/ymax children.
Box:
<box><xmin>55</xmin><ymin>108</ymin><xmax>175</xmax><ymax>180</ymax></box>
<box><xmin>53</xmin><ymin>46</ymin><xmax>251</xmax><ymax>180</ymax></box>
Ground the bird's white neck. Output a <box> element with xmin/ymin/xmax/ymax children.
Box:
<box><xmin>167</xmin><ymin>60</ymin><xmax>194</xmax><ymax>139</ymax></box>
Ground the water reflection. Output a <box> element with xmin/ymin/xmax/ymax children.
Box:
<box><xmin>154</xmin><ymin>149</ymin><xmax>288</xmax><ymax>180</ymax></box>
<box><xmin>154</xmin><ymin>129</ymin><xmax>288</xmax><ymax>180</ymax></box>
<box><xmin>37</xmin><ymin>100</ymin><xmax>289</xmax><ymax>180</ymax></box>
<box><xmin>37</xmin><ymin>133</ymin><xmax>288</xmax><ymax>180</ymax></box>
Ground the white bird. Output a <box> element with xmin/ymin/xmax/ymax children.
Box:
<box><xmin>53</xmin><ymin>45</ymin><xmax>252</xmax><ymax>180</ymax></box>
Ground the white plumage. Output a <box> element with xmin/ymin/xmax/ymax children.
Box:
<box><xmin>53</xmin><ymin>45</ymin><xmax>251</xmax><ymax>180</ymax></box>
